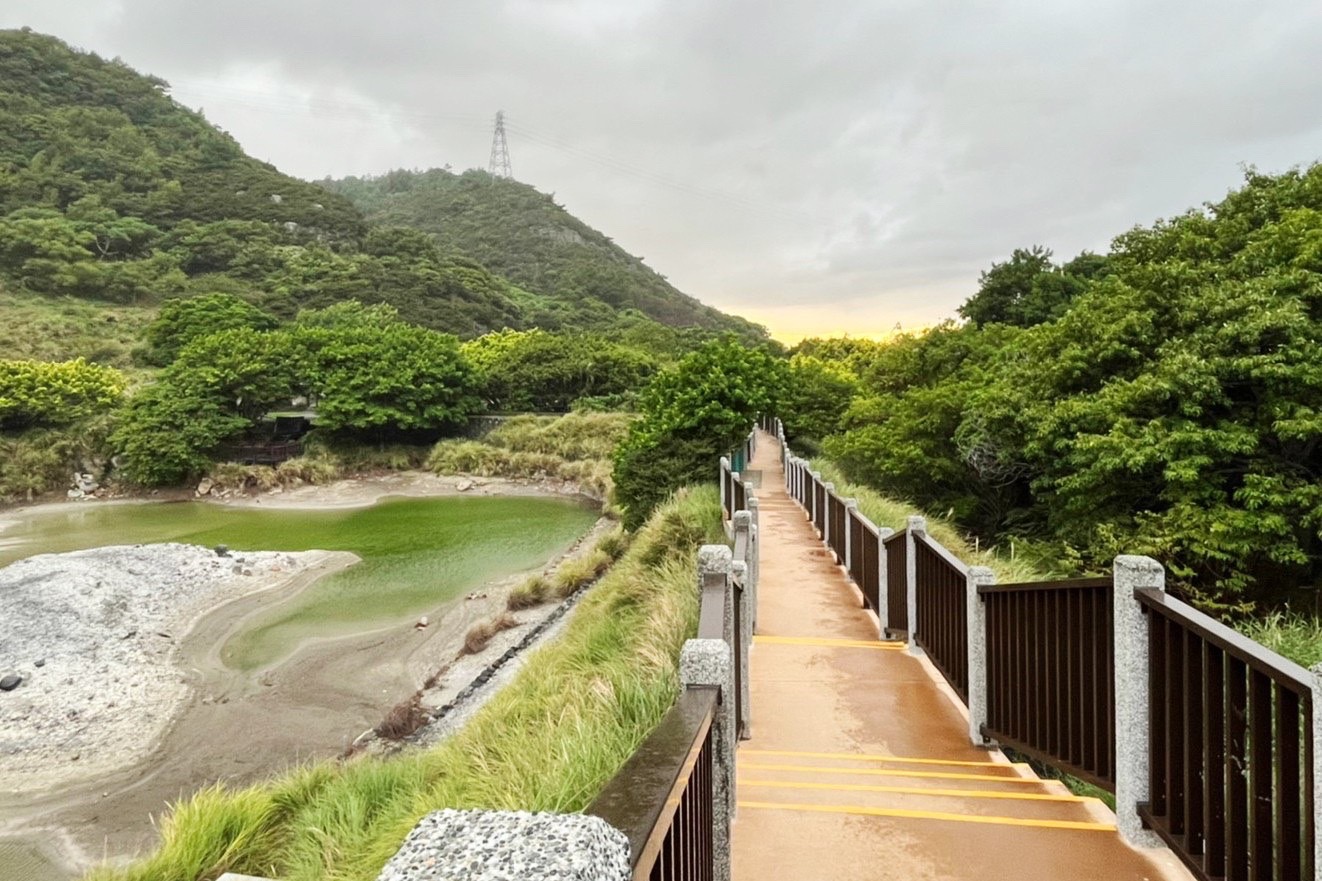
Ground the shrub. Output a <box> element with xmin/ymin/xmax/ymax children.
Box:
<box><xmin>463</xmin><ymin>612</ymin><xmax>521</xmax><ymax>655</ymax></box>
<box><xmin>0</xmin><ymin>357</ymin><xmax>126</xmax><ymax>430</ymax></box>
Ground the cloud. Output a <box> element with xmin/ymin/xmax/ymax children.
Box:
<box><xmin>3</xmin><ymin>0</ymin><xmax>1321</xmax><ymax>340</ymax></box>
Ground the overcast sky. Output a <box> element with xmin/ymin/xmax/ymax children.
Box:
<box><xmin>5</xmin><ymin>2</ymin><xmax>1321</xmax><ymax>341</ymax></box>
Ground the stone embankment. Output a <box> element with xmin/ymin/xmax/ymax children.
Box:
<box><xmin>0</xmin><ymin>543</ymin><xmax>332</xmax><ymax>792</ymax></box>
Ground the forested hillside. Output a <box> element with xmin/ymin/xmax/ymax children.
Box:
<box><xmin>0</xmin><ymin>29</ymin><xmax>765</xmax><ymax>352</ymax></box>
<box><xmin>781</xmin><ymin>165</ymin><xmax>1322</xmax><ymax>613</ymax></box>
<box><xmin>321</xmin><ymin>169</ymin><xmax>765</xmax><ymax>338</ymax></box>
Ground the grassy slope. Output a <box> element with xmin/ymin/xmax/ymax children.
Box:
<box><xmin>88</xmin><ymin>484</ymin><xmax>722</xmax><ymax>881</ymax></box>
<box><xmin>0</xmin><ymin>288</ymin><xmax>154</xmax><ymax>369</ymax></box>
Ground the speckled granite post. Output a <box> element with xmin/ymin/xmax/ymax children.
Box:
<box><xmin>877</xmin><ymin>527</ymin><xmax>894</xmax><ymax>637</ymax></box>
<box><xmin>746</xmin><ymin>496</ymin><xmax>761</xmax><ymax>623</ymax></box>
<box><xmin>1312</xmin><ymin>663</ymin><xmax>1322</xmax><ymax>880</ymax></box>
<box><xmin>966</xmin><ymin>566</ymin><xmax>995</xmax><ymax>746</ymax></box>
<box><xmin>719</xmin><ymin>456</ymin><xmax>730</xmax><ymax>515</ymax></box>
<box><xmin>843</xmin><ymin>499</ymin><xmax>858</xmax><ymax>572</ymax></box>
<box><xmin>374</xmin><ymin>809</ymin><xmax>629</xmax><ymax>881</ymax></box>
<box><xmin>699</xmin><ymin>544</ymin><xmax>735</xmax><ymax>655</ymax></box>
<box><xmin>680</xmin><ymin>639</ymin><xmax>734</xmax><ymax>881</ymax></box>
<box><xmin>905</xmin><ymin>516</ymin><xmax>926</xmax><ymax>656</ymax></box>
<box><xmin>731</xmin><ymin>556</ymin><xmax>752</xmax><ymax>740</ymax></box>
<box><xmin>1113</xmin><ymin>555</ymin><xmax>1164</xmax><ymax>848</ymax></box>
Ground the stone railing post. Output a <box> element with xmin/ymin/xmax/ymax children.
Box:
<box><xmin>905</xmin><ymin>516</ymin><xmax>925</xmax><ymax>656</ymax></box>
<box><xmin>966</xmin><ymin>566</ymin><xmax>995</xmax><ymax>746</ymax></box>
<box><xmin>732</xmin><ymin>513</ymin><xmax>754</xmax><ymax>739</ymax></box>
<box><xmin>877</xmin><ymin>526</ymin><xmax>894</xmax><ymax>637</ymax></box>
<box><xmin>1312</xmin><ymin>664</ymin><xmax>1322</xmax><ymax>878</ymax></box>
<box><xmin>373</xmin><ymin>810</ymin><xmax>631</xmax><ymax>881</ymax></box>
<box><xmin>699</xmin><ymin>544</ymin><xmax>734</xmax><ymax>648</ymax></box>
<box><xmin>1113</xmin><ymin>555</ymin><xmax>1164</xmax><ymax>848</ymax></box>
<box><xmin>843</xmin><ymin>498</ymin><xmax>858</xmax><ymax>572</ymax></box>
<box><xmin>746</xmin><ymin>497</ymin><xmax>760</xmax><ymax>629</ymax></box>
<box><xmin>681</xmin><ymin>639</ymin><xmax>734</xmax><ymax>881</ymax></box>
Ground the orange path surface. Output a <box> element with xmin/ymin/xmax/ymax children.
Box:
<box><xmin>730</xmin><ymin>431</ymin><xmax>1189</xmax><ymax>881</ymax></box>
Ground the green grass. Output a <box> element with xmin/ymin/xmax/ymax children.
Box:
<box><xmin>428</xmin><ymin>413</ymin><xmax>630</xmax><ymax>505</ymax></box>
<box><xmin>1239</xmin><ymin>611</ymin><xmax>1322</xmax><ymax>669</ymax></box>
<box><xmin>0</xmin><ymin>288</ymin><xmax>155</xmax><ymax>369</ymax></box>
<box><xmin>86</xmin><ymin>484</ymin><xmax>723</xmax><ymax>881</ymax></box>
<box><xmin>809</xmin><ymin>458</ymin><xmax>1052</xmax><ymax>584</ymax></box>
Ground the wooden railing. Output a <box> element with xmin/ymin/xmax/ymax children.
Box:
<box><xmin>590</xmin><ymin>426</ymin><xmax>758</xmax><ymax>881</ymax></box>
<box><xmin>884</xmin><ymin>531</ymin><xmax>908</xmax><ymax>636</ymax></box>
<box><xmin>847</xmin><ymin>508</ymin><xmax>881</xmax><ymax>613</ymax></box>
<box><xmin>914</xmin><ymin>535</ymin><xmax>969</xmax><ymax>701</ymax></box>
<box><xmin>587</xmin><ymin>687</ymin><xmax>717</xmax><ymax>881</ymax></box>
<box><xmin>769</xmin><ymin>415</ymin><xmax>1318</xmax><ymax>880</ymax></box>
<box><xmin>980</xmin><ymin>577</ymin><xmax>1116</xmax><ymax>790</ymax></box>
<box><xmin>1136</xmin><ymin>588</ymin><xmax>1315</xmax><ymax>881</ymax></box>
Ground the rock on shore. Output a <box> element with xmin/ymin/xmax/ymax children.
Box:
<box><xmin>0</xmin><ymin>543</ymin><xmax>323</xmax><ymax>792</ymax></box>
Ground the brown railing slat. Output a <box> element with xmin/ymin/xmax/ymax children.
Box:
<box><xmin>1226</xmin><ymin>656</ymin><xmax>1249</xmax><ymax>881</ymax></box>
<box><xmin>1249</xmin><ymin>670</ymin><xmax>1273</xmax><ymax>881</ymax></box>
<box><xmin>1203</xmin><ymin>643</ymin><xmax>1226</xmax><ymax>879</ymax></box>
<box><xmin>1276</xmin><ymin>684</ymin><xmax>1302</xmax><ymax>881</ymax></box>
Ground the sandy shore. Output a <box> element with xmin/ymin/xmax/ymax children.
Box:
<box><xmin>0</xmin><ymin>486</ymin><xmax>610</xmax><ymax>879</ymax></box>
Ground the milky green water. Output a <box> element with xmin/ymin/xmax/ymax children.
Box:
<box><xmin>0</xmin><ymin>495</ymin><xmax>597</xmax><ymax>670</ymax></box>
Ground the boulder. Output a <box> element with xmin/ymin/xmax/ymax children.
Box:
<box><xmin>0</xmin><ymin>674</ymin><xmax>22</xmax><ymax>691</ymax></box>
<box><xmin>197</xmin><ymin>478</ymin><xmax>214</xmax><ymax>497</ymax></box>
<box><xmin>456</xmin><ymin>479</ymin><xmax>475</xmax><ymax>492</ymax></box>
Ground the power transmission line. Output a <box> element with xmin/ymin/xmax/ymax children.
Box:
<box><xmin>488</xmin><ymin>111</ymin><xmax>512</xmax><ymax>179</ymax></box>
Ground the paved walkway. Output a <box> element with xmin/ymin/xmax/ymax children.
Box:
<box><xmin>732</xmin><ymin>432</ymin><xmax>1187</xmax><ymax>881</ymax></box>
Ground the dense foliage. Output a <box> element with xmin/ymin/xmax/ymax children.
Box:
<box><xmin>461</xmin><ymin>329</ymin><xmax>657</xmax><ymax>411</ymax></box>
<box><xmin>114</xmin><ymin>319</ymin><xmax>481</xmax><ymax>485</ymax></box>
<box><xmin>614</xmin><ymin>337</ymin><xmax>786</xmax><ymax>527</ymax></box>
<box><xmin>791</xmin><ymin>166</ymin><xmax>1322</xmax><ymax>610</ymax></box>
<box><xmin>0</xmin><ymin>357</ymin><xmax>124</xmax><ymax>430</ymax></box>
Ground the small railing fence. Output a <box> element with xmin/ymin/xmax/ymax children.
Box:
<box><xmin>1137</xmin><ymin>588</ymin><xmax>1315</xmax><ymax>881</ymax></box>
<box><xmin>767</xmin><ymin>415</ymin><xmax>1319</xmax><ymax>881</ymax></box>
<box><xmin>980</xmin><ymin>576</ymin><xmax>1116</xmax><ymax>790</ymax></box>
<box><xmin>914</xmin><ymin>536</ymin><xmax>969</xmax><ymax>701</ymax></box>
<box><xmin>592</xmin><ymin>427</ymin><xmax>758</xmax><ymax>881</ymax></box>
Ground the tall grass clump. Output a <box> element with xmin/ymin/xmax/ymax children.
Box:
<box><xmin>87</xmin><ymin>484</ymin><xmax>723</xmax><ymax>881</ymax></box>
<box><xmin>484</xmin><ymin>412</ymin><xmax>633</xmax><ymax>460</ymax></box>
<box><xmin>428</xmin><ymin>412</ymin><xmax>627</xmax><ymax>502</ymax></box>
<box><xmin>810</xmin><ymin>458</ymin><xmax>1052</xmax><ymax>584</ymax></box>
<box><xmin>1239</xmin><ymin>611</ymin><xmax>1322</xmax><ymax>668</ymax></box>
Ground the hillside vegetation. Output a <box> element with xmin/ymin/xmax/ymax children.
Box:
<box><xmin>321</xmin><ymin>168</ymin><xmax>767</xmax><ymax>341</ymax></box>
<box><xmin>0</xmin><ymin>29</ymin><xmax>765</xmax><ymax>355</ymax></box>
<box><xmin>780</xmin><ymin>165</ymin><xmax>1322</xmax><ymax>614</ymax></box>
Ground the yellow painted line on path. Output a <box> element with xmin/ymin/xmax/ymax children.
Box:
<box><xmin>739</xmin><ymin>801</ymin><xmax>1116</xmax><ymax>832</ymax></box>
<box><xmin>742</xmin><ymin>763</ymin><xmax>1040</xmax><ymax>784</ymax></box>
<box><xmin>753</xmin><ymin>635</ymin><xmax>905</xmax><ymax>650</ymax></box>
<box><xmin>739</xmin><ymin>778</ymin><xmax>1093</xmax><ymax>804</ymax></box>
<box><xmin>743</xmin><ymin>748</ymin><xmax>1009</xmax><ymax>769</ymax></box>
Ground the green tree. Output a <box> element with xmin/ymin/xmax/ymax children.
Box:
<box><xmin>613</xmin><ymin>338</ymin><xmax>785</xmax><ymax>527</ymax></box>
<box><xmin>303</xmin><ymin>324</ymin><xmax>483</xmax><ymax>435</ymax></box>
<box><xmin>142</xmin><ymin>293</ymin><xmax>279</xmax><ymax>365</ymax></box>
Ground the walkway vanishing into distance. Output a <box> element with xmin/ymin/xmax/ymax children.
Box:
<box><xmin>732</xmin><ymin>431</ymin><xmax>1189</xmax><ymax>881</ymax></box>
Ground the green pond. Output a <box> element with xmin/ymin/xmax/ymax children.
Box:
<box><xmin>0</xmin><ymin>495</ymin><xmax>597</xmax><ymax>670</ymax></box>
